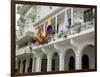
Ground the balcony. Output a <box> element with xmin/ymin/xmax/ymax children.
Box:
<box><xmin>16</xmin><ymin>46</ymin><xmax>31</xmax><ymax>56</ymax></box>
<box><xmin>31</xmin><ymin>20</ymin><xmax>94</xmax><ymax>49</ymax></box>
<box><xmin>16</xmin><ymin>31</ymin><xmax>34</xmax><ymax>45</ymax></box>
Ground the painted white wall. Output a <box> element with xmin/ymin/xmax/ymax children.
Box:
<box><xmin>36</xmin><ymin>6</ymin><xmax>59</xmax><ymax>21</ymax></box>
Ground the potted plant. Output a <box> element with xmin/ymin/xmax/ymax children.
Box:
<box><xmin>84</xmin><ymin>10</ymin><xmax>94</xmax><ymax>22</ymax></box>
<box><xmin>57</xmin><ymin>30</ymin><xmax>64</xmax><ymax>38</ymax></box>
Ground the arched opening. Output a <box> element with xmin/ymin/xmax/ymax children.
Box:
<box><xmin>23</xmin><ymin>60</ymin><xmax>26</xmax><ymax>73</ymax></box>
<box><xmin>18</xmin><ymin>60</ymin><xmax>21</xmax><ymax>73</ymax></box>
<box><xmin>69</xmin><ymin>56</ymin><xmax>75</xmax><ymax>70</ymax></box>
<box><xmin>81</xmin><ymin>45</ymin><xmax>95</xmax><ymax>69</ymax></box>
<box><xmin>82</xmin><ymin>54</ymin><xmax>89</xmax><ymax>69</ymax></box>
<box><xmin>64</xmin><ymin>49</ymin><xmax>75</xmax><ymax>71</ymax></box>
<box><xmin>52</xmin><ymin>52</ymin><xmax>59</xmax><ymax>71</ymax></box>
<box><xmin>41</xmin><ymin>54</ymin><xmax>47</xmax><ymax>72</ymax></box>
<box><xmin>16</xmin><ymin>60</ymin><xmax>21</xmax><ymax>73</ymax></box>
<box><xmin>28</xmin><ymin>58</ymin><xmax>33</xmax><ymax>72</ymax></box>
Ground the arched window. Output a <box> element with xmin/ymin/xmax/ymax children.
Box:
<box><xmin>81</xmin><ymin>45</ymin><xmax>95</xmax><ymax>69</ymax></box>
<box><xmin>28</xmin><ymin>58</ymin><xmax>33</xmax><ymax>72</ymax></box>
<box><xmin>69</xmin><ymin>56</ymin><xmax>75</xmax><ymax>70</ymax></box>
<box><xmin>82</xmin><ymin>54</ymin><xmax>89</xmax><ymax>69</ymax></box>
<box><xmin>18</xmin><ymin>60</ymin><xmax>21</xmax><ymax>73</ymax></box>
<box><xmin>23</xmin><ymin>60</ymin><xmax>26</xmax><ymax>73</ymax></box>
<box><xmin>64</xmin><ymin>49</ymin><xmax>75</xmax><ymax>71</ymax></box>
<box><xmin>41</xmin><ymin>55</ymin><xmax>47</xmax><ymax>72</ymax></box>
<box><xmin>52</xmin><ymin>52</ymin><xmax>59</xmax><ymax>71</ymax></box>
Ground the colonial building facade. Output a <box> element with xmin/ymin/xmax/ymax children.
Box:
<box><xmin>16</xmin><ymin>4</ymin><xmax>96</xmax><ymax>73</ymax></box>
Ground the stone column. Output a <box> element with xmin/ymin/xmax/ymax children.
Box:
<box><xmin>20</xmin><ymin>60</ymin><xmax>23</xmax><ymax>73</ymax></box>
<box><xmin>32</xmin><ymin>56</ymin><xmax>36</xmax><ymax>72</ymax></box>
<box><xmin>36</xmin><ymin>57</ymin><xmax>42</xmax><ymax>72</ymax></box>
<box><xmin>59</xmin><ymin>52</ymin><xmax>65</xmax><ymax>71</ymax></box>
<box><xmin>15</xmin><ymin>58</ymin><xmax>18</xmax><ymax>71</ymax></box>
<box><xmin>75</xmin><ymin>50</ymin><xmax>81</xmax><ymax>70</ymax></box>
<box><xmin>47</xmin><ymin>54</ymin><xmax>52</xmax><ymax>72</ymax></box>
<box><xmin>25</xmin><ymin>58</ymin><xmax>29</xmax><ymax>73</ymax></box>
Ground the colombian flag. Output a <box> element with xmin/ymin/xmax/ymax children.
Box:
<box><xmin>46</xmin><ymin>18</ymin><xmax>53</xmax><ymax>34</ymax></box>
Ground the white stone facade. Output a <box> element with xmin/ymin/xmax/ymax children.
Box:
<box><xmin>16</xmin><ymin>5</ymin><xmax>96</xmax><ymax>73</ymax></box>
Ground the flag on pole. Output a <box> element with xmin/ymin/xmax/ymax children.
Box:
<box><xmin>46</xmin><ymin>18</ymin><xmax>53</xmax><ymax>34</ymax></box>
